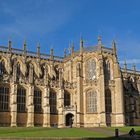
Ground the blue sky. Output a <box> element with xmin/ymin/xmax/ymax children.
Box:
<box><xmin>0</xmin><ymin>0</ymin><xmax>140</xmax><ymax>69</ymax></box>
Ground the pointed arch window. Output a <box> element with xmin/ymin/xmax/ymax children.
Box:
<box><xmin>34</xmin><ymin>89</ymin><xmax>42</xmax><ymax>113</ymax></box>
<box><xmin>86</xmin><ymin>90</ymin><xmax>97</xmax><ymax>113</ymax></box>
<box><xmin>86</xmin><ymin>59</ymin><xmax>96</xmax><ymax>80</ymax></box>
<box><xmin>0</xmin><ymin>87</ymin><xmax>9</xmax><ymax>111</ymax></box>
<box><xmin>0</xmin><ymin>60</ymin><xmax>5</xmax><ymax>75</ymax></box>
<box><xmin>17</xmin><ymin>63</ymin><xmax>21</xmax><ymax>77</ymax></box>
<box><xmin>105</xmin><ymin>89</ymin><xmax>112</xmax><ymax>113</ymax></box>
<box><xmin>49</xmin><ymin>92</ymin><xmax>57</xmax><ymax>114</ymax></box>
<box><xmin>17</xmin><ymin>87</ymin><xmax>26</xmax><ymax>112</ymax></box>
<box><xmin>64</xmin><ymin>92</ymin><xmax>70</xmax><ymax>106</ymax></box>
<box><xmin>104</xmin><ymin>60</ymin><xmax>111</xmax><ymax>81</ymax></box>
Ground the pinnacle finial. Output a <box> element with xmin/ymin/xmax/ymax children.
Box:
<box><xmin>23</xmin><ymin>40</ymin><xmax>26</xmax><ymax>51</ymax></box>
<box><xmin>98</xmin><ymin>35</ymin><xmax>101</xmax><ymax>46</ymax></box>
<box><xmin>50</xmin><ymin>48</ymin><xmax>54</xmax><ymax>60</ymax></box>
<box><xmin>64</xmin><ymin>48</ymin><xmax>66</xmax><ymax>58</ymax></box>
<box><xmin>71</xmin><ymin>42</ymin><xmax>74</xmax><ymax>56</ymax></box>
<box><xmin>80</xmin><ymin>36</ymin><xmax>83</xmax><ymax>55</ymax></box>
<box><xmin>8</xmin><ymin>39</ymin><xmax>12</xmax><ymax>52</ymax></box>
<box><xmin>112</xmin><ymin>39</ymin><xmax>117</xmax><ymax>55</ymax></box>
<box><xmin>132</xmin><ymin>63</ymin><xmax>136</xmax><ymax>72</ymax></box>
<box><xmin>124</xmin><ymin>58</ymin><xmax>127</xmax><ymax>70</ymax></box>
<box><xmin>37</xmin><ymin>42</ymin><xmax>40</xmax><ymax>58</ymax></box>
<box><xmin>80</xmin><ymin>34</ymin><xmax>83</xmax><ymax>42</ymax></box>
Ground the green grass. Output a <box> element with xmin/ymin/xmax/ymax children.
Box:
<box><xmin>0</xmin><ymin>127</ymin><xmax>108</xmax><ymax>138</ymax></box>
<box><xmin>0</xmin><ymin>126</ymin><xmax>139</xmax><ymax>138</ymax></box>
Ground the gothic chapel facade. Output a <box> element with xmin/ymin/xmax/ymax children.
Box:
<box><xmin>0</xmin><ymin>37</ymin><xmax>140</xmax><ymax>127</ymax></box>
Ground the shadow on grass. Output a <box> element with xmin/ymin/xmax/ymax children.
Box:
<box><xmin>86</xmin><ymin>130</ymin><xmax>140</xmax><ymax>140</ymax></box>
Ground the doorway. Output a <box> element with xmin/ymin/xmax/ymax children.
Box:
<box><xmin>65</xmin><ymin>113</ymin><xmax>74</xmax><ymax>126</ymax></box>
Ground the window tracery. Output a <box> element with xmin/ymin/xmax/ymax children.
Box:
<box><xmin>104</xmin><ymin>60</ymin><xmax>111</xmax><ymax>81</ymax></box>
<box><xmin>0</xmin><ymin>87</ymin><xmax>9</xmax><ymax>111</ymax></box>
<box><xmin>105</xmin><ymin>89</ymin><xmax>112</xmax><ymax>113</ymax></box>
<box><xmin>86</xmin><ymin>59</ymin><xmax>96</xmax><ymax>80</ymax></box>
<box><xmin>17</xmin><ymin>87</ymin><xmax>26</xmax><ymax>112</ymax></box>
<box><xmin>34</xmin><ymin>89</ymin><xmax>42</xmax><ymax>113</ymax></box>
<box><xmin>86</xmin><ymin>90</ymin><xmax>97</xmax><ymax>113</ymax></box>
<box><xmin>49</xmin><ymin>92</ymin><xmax>57</xmax><ymax>114</ymax></box>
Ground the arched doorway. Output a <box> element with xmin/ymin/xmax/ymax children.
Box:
<box><xmin>65</xmin><ymin>113</ymin><xmax>74</xmax><ymax>127</ymax></box>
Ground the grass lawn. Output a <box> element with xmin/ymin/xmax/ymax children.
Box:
<box><xmin>107</xmin><ymin>126</ymin><xmax>140</xmax><ymax>135</ymax></box>
<box><xmin>0</xmin><ymin>127</ymin><xmax>108</xmax><ymax>138</ymax></box>
<box><xmin>0</xmin><ymin>126</ymin><xmax>139</xmax><ymax>138</ymax></box>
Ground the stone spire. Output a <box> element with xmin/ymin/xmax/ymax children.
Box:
<box><xmin>112</xmin><ymin>40</ymin><xmax>117</xmax><ymax>55</ymax></box>
<box><xmin>37</xmin><ymin>43</ymin><xmax>40</xmax><ymax>58</ymax></box>
<box><xmin>80</xmin><ymin>36</ymin><xmax>83</xmax><ymax>55</ymax></box>
<box><xmin>50</xmin><ymin>48</ymin><xmax>54</xmax><ymax>60</ymax></box>
<box><xmin>8</xmin><ymin>39</ymin><xmax>12</xmax><ymax>52</ymax></box>
<box><xmin>64</xmin><ymin>48</ymin><xmax>66</xmax><ymax>58</ymax></box>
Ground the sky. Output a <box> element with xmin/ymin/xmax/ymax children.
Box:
<box><xmin>0</xmin><ymin>0</ymin><xmax>140</xmax><ymax>69</ymax></box>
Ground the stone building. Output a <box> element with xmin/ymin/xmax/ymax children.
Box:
<box><xmin>0</xmin><ymin>37</ymin><xmax>140</xmax><ymax>127</ymax></box>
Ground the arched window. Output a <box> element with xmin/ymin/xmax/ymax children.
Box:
<box><xmin>0</xmin><ymin>87</ymin><xmax>9</xmax><ymax>111</ymax></box>
<box><xmin>17</xmin><ymin>87</ymin><xmax>26</xmax><ymax>112</ymax></box>
<box><xmin>105</xmin><ymin>89</ymin><xmax>112</xmax><ymax>113</ymax></box>
<box><xmin>17</xmin><ymin>63</ymin><xmax>20</xmax><ymax>77</ymax></box>
<box><xmin>0</xmin><ymin>60</ymin><xmax>5</xmax><ymax>75</ymax></box>
<box><xmin>49</xmin><ymin>91</ymin><xmax>57</xmax><ymax>114</ymax></box>
<box><xmin>86</xmin><ymin>90</ymin><xmax>97</xmax><ymax>113</ymax></box>
<box><xmin>86</xmin><ymin>59</ymin><xmax>96</xmax><ymax>80</ymax></box>
<box><xmin>104</xmin><ymin>60</ymin><xmax>110</xmax><ymax>81</ymax></box>
<box><xmin>34</xmin><ymin>89</ymin><xmax>42</xmax><ymax>113</ymax></box>
<box><xmin>64</xmin><ymin>92</ymin><xmax>70</xmax><ymax>106</ymax></box>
